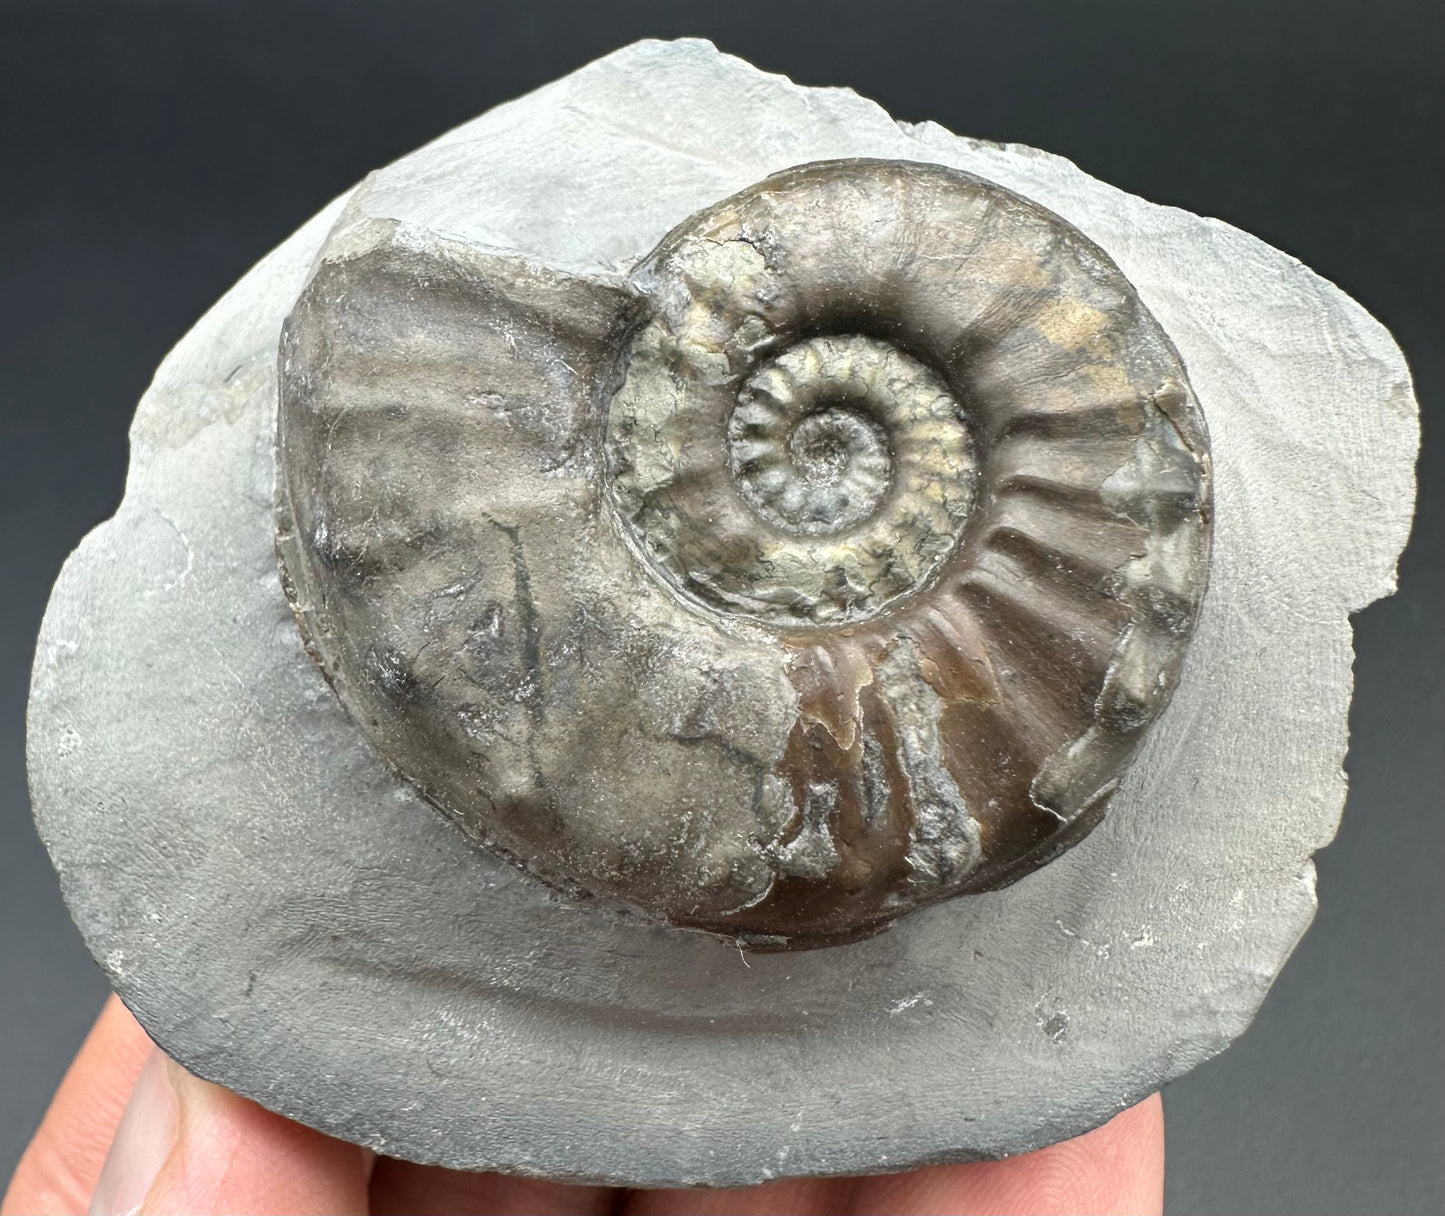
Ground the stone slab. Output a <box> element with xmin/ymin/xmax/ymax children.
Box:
<box><xmin>27</xmin><ymin>40</ymin><xmax>1417</xmax><ymax>1185</ymax></box>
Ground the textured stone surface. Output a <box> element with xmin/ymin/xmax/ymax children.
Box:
<box><xmin>27</xmin><ymin>40</ymin><xmax>1417</xmax><ymax>1185</ymax></box>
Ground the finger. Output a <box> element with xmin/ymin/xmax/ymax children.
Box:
<box><xmin>851</xmin><ymin>1093</ymin><xmax>1165</xmax><ymax>1216</ymax></box>
<box><xmin>86</xmin><ymin>1050</ymin><xmax>373</xmax><ymax>1216</ymax></box>
<box><xmin>3</xmin><ymin>995</ymin><xmax>152</xmax><ymax>1216</ymax></box>
<box><xmin>622</xmin><ymin>1175</ymin><xmax>855</xmax><ymax>1216</ymax></box>
<box><xmin>369</xmin><ymin>1159</ymin><xmax>616</xmax><ymax>1216</ymax></box>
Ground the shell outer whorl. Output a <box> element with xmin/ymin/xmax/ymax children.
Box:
<box><xmin>277</xmin><ymin>159</ymin><xmax>1213</xmax><ymax>950</ymax></box>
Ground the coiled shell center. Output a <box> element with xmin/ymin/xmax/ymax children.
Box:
<box><xmin>729</xmin><ymin>335</ymin><xmax>972</xmax><ymax>545</ymax></box>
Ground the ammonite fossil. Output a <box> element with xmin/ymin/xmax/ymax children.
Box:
<box><xmin>277</xmin><ymin>158</ymin><xmax>1212</xmax><ymax>948</ymax></box>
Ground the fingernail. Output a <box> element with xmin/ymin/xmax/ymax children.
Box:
<box><xmin>88</xmin><ymin>1048</ymin><xmax>179</xmax><ymax>1216</ymax></box>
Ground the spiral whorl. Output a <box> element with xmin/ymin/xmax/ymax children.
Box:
<box><xmin>603</xmin><ymin>159</ymin><xmax>1212</xmax><ymax>937</ymax></box>
<box><xmin>682</xmin><ymin>330</ymin><xmax>977</xmax><ymax>622</ymax></box>
<box><xmin>606</xmin><ymin>173</ymin><xmax>992</xmax><ymax>628</ymax></box>
<box><xmin>731</xmin><ymin>336</ymin><xmax>907</xmax><ymax>537</ymax></box>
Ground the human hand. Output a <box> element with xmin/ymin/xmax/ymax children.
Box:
<box><xmin>4</xmin><ymin>996</ymin><xmax>1162</xmax><ymax>1215</ymax></box>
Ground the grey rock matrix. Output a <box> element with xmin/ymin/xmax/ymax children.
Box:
<box><xmin>28</xmin><ymin>41</ymin><xmax>1416</xmax><ymax>1185</ymax></box>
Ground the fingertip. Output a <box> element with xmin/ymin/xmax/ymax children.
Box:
<box><xmin>88</xmin><ymin>1049</ymin><xmax>179</xmax><ymax>1216</ymax></box>
<box><xmin>854</xmin><ymin>1093</ymin><xmax>1165</xmax><ymax>1216</ymax></box>
<box><xmin>132</xmin><ymin>1060</ymin><xmax>371</xmax><ymax>1216</ymax></box>
<box><xmin>3</xmin><ymin>996</ymin><xmax>154</xmax><ymax>1216</ymax></box>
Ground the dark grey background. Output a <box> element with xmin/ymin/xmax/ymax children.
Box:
<box><xmin>2</xmin><ymin>2</ymin><xmax>1439</xmax><ymax>1212</ymax></box>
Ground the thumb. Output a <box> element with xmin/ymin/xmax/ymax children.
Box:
<box><xmin>88</xmin><ymin>1046</ymin><xmax>371</xmax><ymax>1216</ymax></box>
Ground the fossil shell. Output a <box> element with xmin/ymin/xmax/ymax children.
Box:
<box><xmin>277</xmin><ymin>158</ymin><xmax>1212</xmax><ymax>948</ymax></box>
